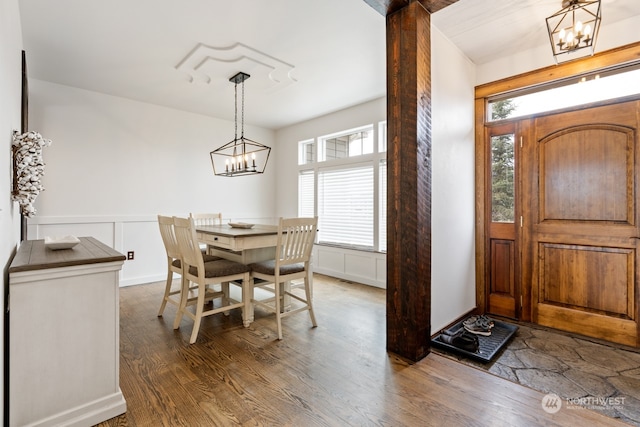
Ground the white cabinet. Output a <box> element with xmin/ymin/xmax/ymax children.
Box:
<box><xmin>8</xmin><ymin>237</ymin><xmax>126</xmax><ymax>427</ymax></box>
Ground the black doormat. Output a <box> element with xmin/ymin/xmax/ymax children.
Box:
<box><xmin>431</xmin><ymin>319</ymin><xmax>518</xmax><ymax>363</ymax></box>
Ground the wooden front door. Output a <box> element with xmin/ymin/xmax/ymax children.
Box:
<box><xmin>485</xmin><ymin>122</ymin><xmax>520</xmax><ymax>319</ymax></box>
<box><xmin>523</xmin><ymin>100</ymin><xmax>640</xmax><ymax>347</ymax></box>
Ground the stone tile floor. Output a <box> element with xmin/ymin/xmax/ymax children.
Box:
<box><xmin>432</xmin><ymin>321</ymin><xmax>640</xmax><ymax>426</ymax></box>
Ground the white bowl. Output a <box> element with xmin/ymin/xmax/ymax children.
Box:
<box><xmin>228</xmin><ymin>222</ymin><xmax>255</xmax><ymax>229</ymax></box>
<box><xmin>44</xmin><ymin>235</ymin><xmax>81</xmax><ymax>250</ymax></box>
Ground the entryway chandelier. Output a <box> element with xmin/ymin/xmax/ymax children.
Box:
<box><xmin>210</xmin><ymin>72</ymin><xmax>271</xmax><ymax>177</ymax></box>
<box><xmin>546</xmin><ymin>0</ymin><xmax>601</xmax><ymax>63</ymax></box>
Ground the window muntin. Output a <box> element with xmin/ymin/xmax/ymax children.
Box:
<box><xmin>298</xmin><ymin>139</ymin><xmax>316</xmax><ymax>165</ymax></box>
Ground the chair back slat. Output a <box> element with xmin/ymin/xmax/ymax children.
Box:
<box><xmin>190</xmin><ymin>213</ymin><xmax>223</xmax><ymax>227</ymax></box>
<box><xmin>276</xmin><ymin>217</ymin><xmax>318</xmax><ymax>266</ymax></box>
<box><xmin>158</xmin><ymin>215</ymin><xmax>181</xmax><ymax>260</ymax></box>
<box><xmin>173</xmin><ymin>216</ymin><xmax>205</xmax><ymax>276</ymax></box>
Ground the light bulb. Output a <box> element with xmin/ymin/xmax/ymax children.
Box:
<box><xmin>575</xmin><ymin>20</ymin><xmax>583</xmax><ymax>34</ymax></box>
<box><xmin>566</xmin><ymin>31</ymin><xmax>574</xmax><ymax>46</ymax></box>
<box><xmin>559</xmin><ymin>28</ymin><xmax>566</xmax><ymax>43</ymax></box>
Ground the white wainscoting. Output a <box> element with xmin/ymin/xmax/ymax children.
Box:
<box><xmin>312</xmin><ymin>245</ymin><xmax>386</xmax><ymax>289</ymax></box>
<box><xmin>28</xmin><ymin>216</ymin><xmax>387</xmax><ymax>288</ymax></box>
<box><xmin>28</xmin><ymin>215</ymin><xmax>167</xmax><ymax>287</ymax></box>
<box><xmin>28</xmin><ymin>215</ymin><xmax>269</xmax><ymax>287</ymax></box>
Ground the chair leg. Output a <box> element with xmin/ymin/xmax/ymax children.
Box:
<box><xmin>173</xmin><ymin>275</ymin><xmax>189</xmax><ymax>330</ymax></box>
<box><xmin>189</xmin><ymin>284</ymin><xmax>206</xmax><ymax>344</ymax></box>
<box><xmin>304</xmin><ymin>275</ymin><xmax>317</xmax><ymax>328</ymax></box>
<box><xmin>274</xmin><ymin>281</ymin><xmax>283</xmax><ymax>340</ymax></box>
<box><xmin>157</xmin><ymin>268</ymin><xmax>173</xmax><ymax>316</ymax></box>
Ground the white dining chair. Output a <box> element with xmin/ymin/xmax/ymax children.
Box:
<box><xmin>248</xmin><ymin>216</ymin><xmax>318</xmax><ymax>340</ymax></box>
<box><xmin>190</xmin><ymin>212</ymin><xmax>223</xmax><ymax>226</ymax></box>
<box><xmin>157</xmin><ymin>215</ymin><xmax>221</xmax><ymax>318</ymax></box>
<box><xmin>190</xmin><ymin>212</ymin><xmax>224</xmax><ymax>255</ymax></box>
<box><xmin>172</xmin><ymin>216</ymin><xmax>250</xmax><ymax>344</ymax></box>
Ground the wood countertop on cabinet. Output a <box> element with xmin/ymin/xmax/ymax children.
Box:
<box><xmin>9</xmin><ymin>236</ymin><xmax>126</xmax><ymax>273</ymax></box>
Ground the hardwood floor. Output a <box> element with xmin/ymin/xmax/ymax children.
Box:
<box><xmin>98</xmin><ymin>275</ymin><xmax>627</xmax><ymax>426</ymax></box>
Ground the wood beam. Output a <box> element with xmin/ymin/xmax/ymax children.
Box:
<box><xmin>362</xmin><ymin>0</ymin><xmax>458</xmax><ymax>361</ymax></box>
<box><xmin>386</xmin><ymin>2</ymin><xmax>432</xmax><ymax>362</ymax></box>
<box><xmin>362</xmin><ymin>0</ymin><xmax>457</xmax><ymax>16</ymax></box>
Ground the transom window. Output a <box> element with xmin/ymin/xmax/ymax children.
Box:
<box><xmin>488</xmin><ymin>64</ymin><xmax>640</xmax><ymax>121</ymax></box>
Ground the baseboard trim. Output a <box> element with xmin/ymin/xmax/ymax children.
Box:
<box><xmin>18</xmin><ymin>390</ymin><xmax>126</xmax><ymax>427</ymax></box>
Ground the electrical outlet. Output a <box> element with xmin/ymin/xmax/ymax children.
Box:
<box><xmin>127</xmin><ymin>251</ymin><xmax>134</xmax><ymax>260</ymax></box>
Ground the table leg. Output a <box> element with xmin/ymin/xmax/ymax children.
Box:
<box><xmin>243</xmin><ymin>276</ymin><xmax>254</xmax><ymax>327</ymax></box>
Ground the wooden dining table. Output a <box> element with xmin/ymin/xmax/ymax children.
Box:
<box><xmin>196</xmin><ymin>223</ymin><xmax>286</xmax><ymax>326</ymax></box>
<box><xmin>195</xmin><ymin>223</ymin><xmax>278</xmax><ymax>264</ymax></box>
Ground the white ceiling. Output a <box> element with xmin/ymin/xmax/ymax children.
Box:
<box><xmin>19</xmin><ymin>0</ymin><xmax>640</xmax><ymax>130</ymax></box>
<box><xmin>431</xmin><ymin>0</ymin><xmax>640</xmax><ymax>65</ymax></box>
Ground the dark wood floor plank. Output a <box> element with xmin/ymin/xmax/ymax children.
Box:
<box><xmin>96</xmin><ymin>275</ymin><xmax>628</xmax><ymax>427</ymax></box>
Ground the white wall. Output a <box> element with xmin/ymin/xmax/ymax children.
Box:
<box><xmin>430</xmin><ymin>27</ymin><xmax>477</xmax><ymax>332</ymax></box>
<box><xmin>477</xmin><ymin>15</ymin><xmax>640</xmax><ymax>85</ymax></box>
<box><xmin>27</xmin><ymin>80</ymin><xmax>277</xmax><ymax>285</ymax></box>
<box><xmin>274</xmin><ymin>28</ymin><xmax>477</xmax><ymax>333</ymax></box>
<box><xmin>1</xmin><ymin>0</ymin><xmax>24</xmax><ymax>420</ymax></box>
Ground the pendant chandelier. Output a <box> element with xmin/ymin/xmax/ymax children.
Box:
<box><xmin>546</xmin><ymin>0</ymin><xmax>601</xmax><ymax>63</ymax></box>
<box><xmin>210</xmin><ymin>72</ymin><xmax>271</xmax><ymax>177</ymax></box>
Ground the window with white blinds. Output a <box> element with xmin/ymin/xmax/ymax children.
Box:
<box><xmin>379</xmin><ymin>159</ymin><xmax>387</xmax><ymax>252</ymax></box>
<box><xmin>297</xmin><ymin>122</ymin><xmax>386</xmax><ymax>252</ymax></box>
<box><xmin>318</xmin><ymin>164</ymin><xmax>374</xmax><ymax>249</ymax></box>
<box><xmin>298</xmin><ymin>170</ymin><xmax>314</xmax><ymax>217</ymax></box>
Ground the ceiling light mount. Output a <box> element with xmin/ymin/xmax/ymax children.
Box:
<box><xmin>546</xmin><ymin>0</ymin><xmax>601</xmax><ymax>63</ymax></box>
<box><xmin>210</xmin><ymin>72</ymin><xmax>271</xmax><ymax>177</ymax></box>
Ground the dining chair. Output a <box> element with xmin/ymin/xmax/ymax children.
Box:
<box><xmin>190</xmin><ymin>212</ymin><xmax>223</xmax><ymax>226</ymax></box>
<box><xmin>248</xmin><ymin>216</ymin><xmax>318</xmax><ymax>340</ymax></box>
<box><xmin>172</xmin><ymin>216</ymin><xmax>250</xmax><ymax>344</ymax></box>
<box><xmin>190</xmin><ymin>212</ymin><xmax>223</xmax><ymax>255</ymax></box>
<box><xmin>157</xmin><ymin>215</ymin><xmax>221</xmax><ymax>317</ymax></box>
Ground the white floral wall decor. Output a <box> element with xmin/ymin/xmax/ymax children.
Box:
<box><xmin>12</xmin><ymin>130</ymin><xmax>52</xmax><ymax>218</ymax></box>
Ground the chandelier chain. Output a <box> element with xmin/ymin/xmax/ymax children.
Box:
<box><xmin>241</xmin><ymin>79</ymin><xmax>245</xmax><ymax>138</ymax></box>
<box><xmin>234</xmin><ymin>81</ymin><xmax>238</xmax><ymax>140</ymax></box>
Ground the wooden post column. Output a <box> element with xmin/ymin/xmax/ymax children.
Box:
<box><xmin>386</xmin><ymin>2</ymin><xmax>432</xmax><ymax>362</ymax></box>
